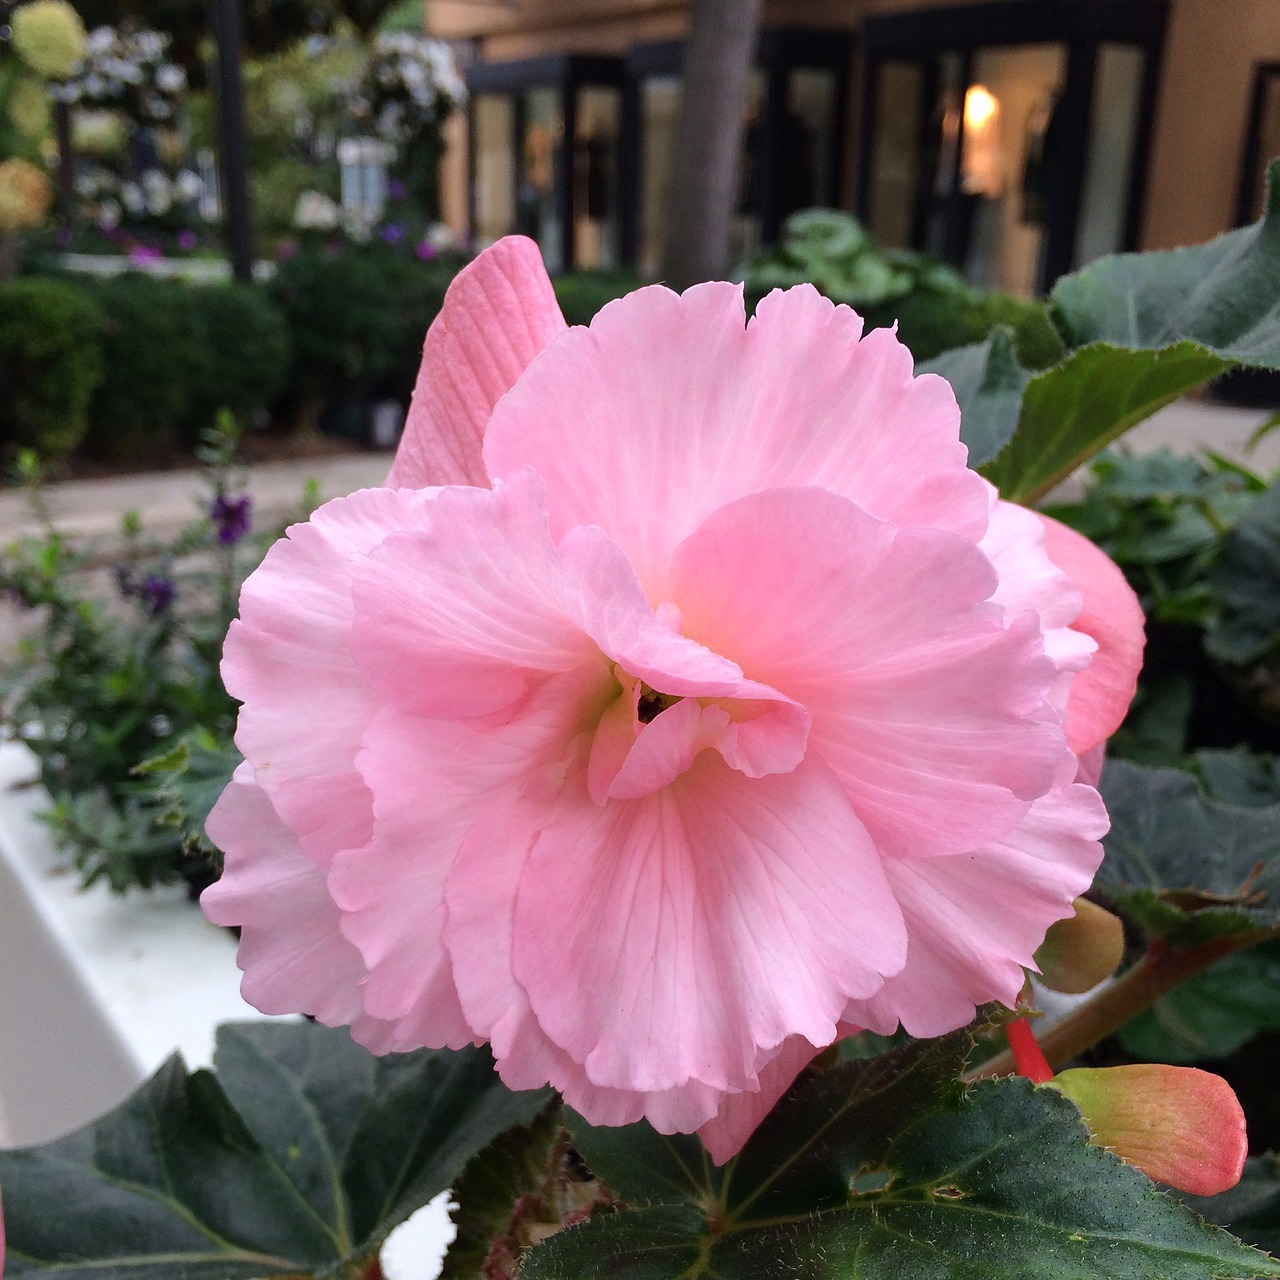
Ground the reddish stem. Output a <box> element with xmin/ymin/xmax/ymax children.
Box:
<box><xmin>1005</xmin><ymin>1018</ymin><xmax>1054</xmax><ymax>1083</ymax></box>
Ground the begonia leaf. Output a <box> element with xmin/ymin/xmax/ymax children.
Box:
<box><xmin>979</xmin><ymin>341</ymin><xmax>1230</xmax><ymax>505</ymax></box>
<box><xmin>524</xmin><ymin>1076</ymin><xmax>1280</xmax><ymax>1279</ymax></box>
<box><xmin>1051</xmin><ymin>160</ymin><xmax>1280</xmax><ymax>363</ymax></box>
<box><xmin>1096</xmin><ymin>759</ymin><xmax>1280</xmax><ymax>944</ymax></box>
<box><xmin>0</xmin><ymin>1022</ymin><xmax>549</xmax><ymax>1277</ymax></box>
<box><xmin>922</xmin><ymin>328</ymin><xmax>1030</xmax><ymax>467</ymax></box>
<box><xmin>1118</xmin><ymin>942</ymin><xmax>1280</xmax><ymax>1064</ymax></box>
<box><xmin>1206</xmin><ymin>481</ymin><xmax>1280</xmax><ymax>666</ymax></box>
<box><xmin>1184</xmin><ymin>1156</ymin><xmax>1280</xmax><ymax>1256</ymax></box>
<box><xmin>440</xmin><ymin>1101</ymin><xmax>563</xmax><ymax>1279</ymax></box>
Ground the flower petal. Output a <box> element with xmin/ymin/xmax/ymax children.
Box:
<box><xmin>669</xmin><ymin>487</ymin><xmax>1067</xmax><ymax>857</ymax></box>
<box><xmin>1037</xmin><ymin>512</ymin><xmax>1146</xmax><ymax>755</ymax></box>
<box><xmin>202</xmin><ymin>765</ymin><xmax>389</xmax><ymax>1039</ymax></box>
<box><xmin>483</xmin><ymin>281</ymin><xmax>989</xmax><ymax>598</ymax></box>
<box><xmin>224</xmin><ymin>486</ymin><xmax>438</xmax><ymax>864</ymax></box>
<box><xmin>843</xmin><ymin>781</ymin><xmax>1108</xmax><ymax>1037</ymax></box>
<box><xmin>512</xmin><ymin>751</ymin><xmax>906</xmax><ymax>1095</ymax></box>
<box><xmin>351</xmin><ymin>472</ymin><xmax>600</xmax><ymax>720</ymax></box>
<box><xmin>387</xmin><ymin>235</ymin><xmax>566</xmax><ymax>490</ymax></box>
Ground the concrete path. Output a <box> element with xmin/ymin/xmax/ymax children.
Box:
<box><xmin>0</xmin><ymin>396</ymin><xmax>1276</xmax><ymax>546</ymax></box>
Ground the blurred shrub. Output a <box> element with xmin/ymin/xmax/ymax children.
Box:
<box><xmin>268</xmin><ymin>241</ymin><xmax>463</xmax><ymax>421</ymax></box>
<box><xmin>83</xmin><ymin>273</ymin><xmax>290</xmax><ymax>460</ymax></box>
<box><xmin>0</xmin><ymin>276</ymin><xmax>105</xmax><ymax>461</ymax></box>
<box><xmin>739</xmin><ymin>209</ymin><xmax>1064</xmax><ymax>368</ymax></box>
<box><xmin>553</xmin><ymin>269</ymin><xmax>643</xmax><ymax>327</ymax></box>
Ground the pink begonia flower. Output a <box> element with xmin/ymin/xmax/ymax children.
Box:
<box><xmin>202</xmin><ymin>236</ymin><xmax>1145</xmax><ymax>1163</ymax></box>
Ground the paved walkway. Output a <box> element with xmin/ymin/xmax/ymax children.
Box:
<box><xmin>0</xmin><ymin>396</ymin><xmax>1276</xmax><ymax>547</ymax></box>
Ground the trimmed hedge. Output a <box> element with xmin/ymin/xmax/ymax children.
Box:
<box><xmin>0</xmin><ymin>276</ymin><xmax>106</xmax><ymax>461</ymax></box>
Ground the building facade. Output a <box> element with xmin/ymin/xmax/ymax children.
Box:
<box><xmin>427</xmin><ymin>0</ymin><xmax>1280</xmax><ymax>295</ymax></box>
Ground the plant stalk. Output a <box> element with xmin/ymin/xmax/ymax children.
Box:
<box><xmin>970</xmin><ymin>926</ymin><xmax>1280</xmax><ymax>1081</ymax></box>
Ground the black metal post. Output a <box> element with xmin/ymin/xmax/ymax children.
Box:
<box><xmin>209</xmin><ymin>0</ymin><xmax>254</xmax><ymax>282</ymax></box>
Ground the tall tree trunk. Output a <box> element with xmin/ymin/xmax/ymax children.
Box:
<box><xmin>660</xmin><ymin>0</ymin><xmax>763</xmax><ymax>291</ymax></box>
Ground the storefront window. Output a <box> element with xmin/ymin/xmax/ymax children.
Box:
<box><xmin>963</xmin><ymin>44</ymin><xmax>1066</xmax><ymax>295</ymax></box>
<box><xmin>573</xmin><ymin>87</ymin><xmax>622</xmax><ymax>269</ymax></box>
<box><xmin>473</xmin><ymin>93</ymin><xmax>514</xmax><ymax>247</ymax></box>
<box><xmin>1074</xmin><ymin>44</ymin><xmax>1145</xmax><ymax>268</ymax></box>
<box><xmin>639</xmin><ymin>75</ymin><xmax>680</xmax><ymax>278</ymax></box>
<box><xmin>784</xmin><ymin>68</ymin><xmax>840</xmax><ymax>214</ymax></box>
<box><xmin>518</xmin><ymin>88</ymin><xmax>564</xmax><ymax>272</ymax></box>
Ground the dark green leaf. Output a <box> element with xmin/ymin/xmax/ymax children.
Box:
<box><xmin>922</xmin><ymin>329</ymin><xmax>1030</xmax><ymax>467</ymax></box>
<box><xmin>441</xmin><ymin>1102</ymin><xmax>563</xmax><ymax>1279</ymax></box>
<box><xmin>1207</xmin><ymin>482</ymin><xmax>1280</xmax><ymax>665</ymax></box>
<box><xmin>1052</xmin><ymin>160</ymin><xmax>1280</xmax><ymax>366</ymax></box>
<box><xmin>979</xmin><ymin>341</ymin><xmax>1230</xmax><ymax>505</ymax></box>
<box><xmin>1184</xmin><ymin>1156</ymin><xmax>1280</xmax><ymax>1256</ymax></box>
<box><xmin>1119</xmin><ymin>942</ymin><xmax>1280</xmax><ymax>1062</ymax></box>
<box><xmin>1097</xmin><ymin>758</ymin><xmax>1280</xmax><ymax>943</ymax></box>
<box><xmin>526</xmin><ymin>1078</ymin><xmax>1280</xmax><ymax>1279</ymax></box>
<box><xmin>0</xmin><ymin>1022</ymin><xmax>548</xmax><ymax>1277</ymax></box>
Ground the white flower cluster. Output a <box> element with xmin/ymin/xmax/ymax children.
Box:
<box><xmin>74</xmin><ymin>162</ymin><xmax>203</xmax><ymax>228</ymax></box>
<box><xmin>347</xmin><ymin>33</ymin><xmax>465</xmax><ymax>146</ymax></box>
<box><xmin>53</xmin><ymin>26</ymin><xmax>187</xmax><ymax>126</ymax></box>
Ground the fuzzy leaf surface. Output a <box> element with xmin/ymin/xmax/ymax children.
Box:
<box><xmin>0</xmin><ymin>1022</ymin><xmax>548</xmax><ymax>1277</ymax></box>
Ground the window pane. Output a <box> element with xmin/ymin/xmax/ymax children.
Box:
<box><xmin>573</xmin><ymin>86</ymin><xmax>622</xmax><ymax>269</ymax></box>
<box><xmin>963</xmin><ymin>43</ymin><xmax>1067</xmax><ymax>295</ymax></box>
<box><xmin>1074</xmin><ymin>44</ymin><xmax>1145</xmax><ymax>268</ymax></box>
<box><xmin>518</xmin><ymin>87</ymin><xmax>564</xmax><ymax>272</ymax></box>
<box><xmin>783</xmin><ymin>67</ymin><xmax>839</xmax><ymax>215</ymax></box>
<box><xmin>473</xmin><ymin>93</ymin><xmax>514</xmax><ymax>247</ymax></box>
<box><xmin>639</xmin><ymin>75</ymin><xmax>680</xmax><ymax>278</ymax></box>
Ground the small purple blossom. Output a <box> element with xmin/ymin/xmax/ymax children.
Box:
<box><xmin>55</xmin><ymin>227</ymin><xmax>72</xmax><ymax>248</ymax></box>
<box><xmin>415</xmin><ymin>239</ymin><xmax>438</xmax><ymax>261</ymax></box>
<box><xmin>138</xmin><ymin>573</ymin><xmax>177</xmax><ymax>615</ymax></box>
<box><xmin>381</xmin><ymin>222</ymin><xmax>406</xmax><ymax>244</ymax></box>
<box><xmin>276</xmin><ymin>238</ymin><xmax>300</xmax><ymax>261</ymax></box>
<box><xmin>129</xmin><ymin>245</ymin><xmax>165</xmax><ymax>265</ymax></box>
<box><xmin>176</xmin><ymin>229</ymin><xmax>198</xmax><ymax>251</ymax></box>
<box><xmin>211</xmin><ymin>493</ymin><xmax>252</xmax><ymax>545</ymax></box>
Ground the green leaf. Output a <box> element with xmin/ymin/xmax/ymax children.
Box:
<box><xmin>979</xmin><ymin>341</ymin><xmax>1230</xmax><ymax>504</ymax></box>
<box><xmin>1119</xmin><ymin>942</ymin><xmax>1280</xmax><ymax>1063</ymax></box>
<box><xmin>0</xmin><ymin>1022</ymin><xmax>549</xmax><ymax>1277</ymax></box>
<box><xmin>441</xmin><ymin>1102</ymin><xmax>563</xmax><ymax>1279</ymax></box>
<box><xmin>1207</xmin><ymin>481</ymin><xmax>1280</xmax><ymax>665</ymax></box>
<box><xmin>1052</xmin><ymin>160</ymin><xmax>1280</xmax><ymax>366</ymax></box>
<box><xmin>1184</xmin><ymin>1156</ymin><xmax>1280</xmax><ymax>1256</ymax></box>
<box><xmin>525</xmin><ymin>1075</ymin><xmax>1280</xmax><ymax>1280</ymax></box>
<box><xmin>922</xmin><ymin>329</ymin><xmax>1030</xmax><ymax>467</ymax></box>
<box><xmin>1096</xmin><ymin>759</ymin><xmax>1280</xmax><ymax>944</ymax></box>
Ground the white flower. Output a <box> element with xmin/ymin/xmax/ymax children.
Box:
<box><xmin>120</xmin><ymin>180</ymin><xmax>144</xmax><ymax>214</ymax></box>
<box><xmin>293</xmin><ymin>189</ymin><xmax>340</xmax><ymax>230</ymax></box>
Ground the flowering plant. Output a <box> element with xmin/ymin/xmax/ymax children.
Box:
<box><xmin>54</xmin><ymin>25</ymin><xmax>187</xmax><ymax>127</ymax></box>
<box><xmin>7</xmin><ymin>173</ymin><xmax>1280</xmax><ymax>1278</ymax></box>
<box><xmin>346</xmin><ymin>31</ymin><xmax>465</xmax><ymax>148</ymax></box>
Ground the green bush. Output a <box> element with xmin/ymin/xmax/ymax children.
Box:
<box><xmin>553</xmin><ymin>269</ymin><xmax>643</xmax><ymax>327</ymax></box>
<box><xmin>83</xmin><ymin>273</ymin><xmax>204</xmax><ymax>459</ymax></box>
<box><xmin>0</xmin><ymin>276</ymin><xmax>105</xmax><ymax>461</ymax></box>
<box><xmin>269</xmin><ymin>241</ymin><xmax>463</xmax><ymax>419</ymax></box>
<box><xmin>83</xmin><ymin>273</ymin><xmax>291</xmax><ymax>461</ymax></box>
<box><xmin>187</xmin><ymin>282</ymin><xmax>292</xmax><ymax>431</ymax></box>
<box><xmin>739</xmin><ymin>208</ymin><xmax>1065</xmax><ymax>367</ymax></box>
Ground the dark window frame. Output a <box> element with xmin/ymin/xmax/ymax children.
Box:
<box><xmin>1235</xmin><ymin>60</ymin><xmax>1280</xmax><ymax>228</ymax></box>
<box><xmin>856</xmin><ymin>0</ymin><xmax>1168</xmax><ymax>292</ymax></box>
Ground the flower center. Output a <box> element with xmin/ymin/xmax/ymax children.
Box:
<box><xmin>636</xmin><ymin>684</ymin><xmax>681</xmax><ymax>724</ymax></box>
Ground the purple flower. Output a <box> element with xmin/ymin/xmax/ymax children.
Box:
<box><xmin>55</xmin><ymin>227</ymin><xmax>72</xmax><ymax>248</ymax></box>
<box><xmin>381</xmin><ymin>222</ymin><xmax>406</xmax><ymax>244</ymax></box>
<box><xmin>415</xmin><ymin>239</ymin><xmax>437</xmax><ymax>261</ymax></box>
<box><xmin>177</xmin><ymin>229</ymin><xmax>198</xmax><ymax>251</ymax></box>
<box><xmin>129</xmin><ymin>245</ymin><xmax>165</xmax><ymax>265</ymax></box>
<box><xmin>137</xmin><ymin>573</ymin><xmax>177</xmax><ymax>615</ymax></box>
<box><xmin>211</xmin><ymin>493</ymin><xmax>252</xmax><ymax>545</ymax></box>
<box><xmin>388</xmin><ymin>178</ymin><xmax>407</xmax><ymax>200</ymax></box>
<box><xmin>276</xmin><ymin>239</ymin><xmax>299</xmax><ymax>261</ymax></box>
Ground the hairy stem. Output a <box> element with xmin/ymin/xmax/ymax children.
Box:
<box><xmin>970</xmin><ymin>927</ymin><xmax>1280</xmax><ymax>1081</ymax></box>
